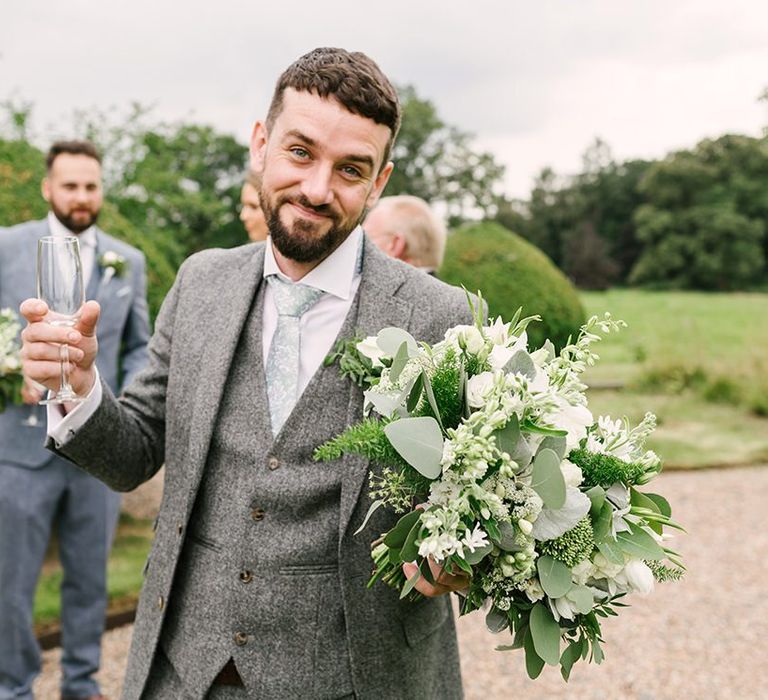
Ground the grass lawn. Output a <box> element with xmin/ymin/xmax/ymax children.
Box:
<box><xmin>33</xmin><ymin>513</ymin><xmax>153</xmax><ymax>632</ymax></box>
<box><xmin>580</xmin><ymin>289</ymin><xmax>768</xmax><ymax>469</ymax></box>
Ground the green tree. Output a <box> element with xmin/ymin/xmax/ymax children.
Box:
<box><xmin>386</xmin><ymin>85</ymin><xmax>506</xmax><ymax>225</ymax></box>
<box><xmin>630</xmin><ymin>134</ymin><xmax>768</xmax><ymax>290</ymax></box>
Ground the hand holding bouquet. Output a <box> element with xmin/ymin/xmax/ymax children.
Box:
<box><xmin>316</xmin><ymin>298</ymin><xmax>684</xmax><ymax>680</ymax></box>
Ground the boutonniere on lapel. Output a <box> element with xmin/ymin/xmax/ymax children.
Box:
<box><xmin>98</xmin><ymin>251</ymin><xmax>129</xmax><ymax>285</ymax></box>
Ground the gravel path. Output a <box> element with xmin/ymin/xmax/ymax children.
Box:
<box><xmin>34</xmin><ymin>466</ymin><xmax>768</xmax><ymax>699</ymax></box>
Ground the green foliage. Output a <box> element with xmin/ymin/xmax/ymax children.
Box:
<box><xmin>415</xmin><ymin>349</ymin><xmax>463</xmax><ymax>429</ymax></box>
<box><xmin>569</xmin><ymin>449</ymin><xmax>647</xmax><ymax>489</ymax></box>
<box><xmin>324</xmin><ymin>334</ymin><xmax>381</xmax><ymax>388</ymax></box>
<box><xmin>539</xmin><ymin>516</ymin><xmax>595</xmax><ymax>567</ymax></box>
<box><xmin>386</xmin><ymin>85</ymin><xmax>506</xmax><ymax>225</ymax></box>
<box><xmin>313</xmin><ymin>417</ymin><xmax>408</xmax><ymax>470</ymax></box>
<box><xmin>0</xmin><ymin>138</ymin><xmax>48</xmax><ymax>224</ymax></box>
<box><xmin>439</xmin><ymin>221</ymin><xmax>585</xmax><ymax>350</ymax></box>
<box><xmin>646</xmin><ymin>560</ymin><xmax>685</xmax><ymax>582</ymax></box>
<box><xmin>630</xmin><ymin>135</ymin><xmax>768</xmax><ymax>290</ymax></box>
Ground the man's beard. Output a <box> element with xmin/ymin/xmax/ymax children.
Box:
<box><xmin>262</xmin><ymin>191</ymin><xmax>362</xmax><ymax>264</ymax></box>
<box><xmin>51</xmin><ymin>202</ymin><xmax>100</xmax><ymax>234</ymax></box>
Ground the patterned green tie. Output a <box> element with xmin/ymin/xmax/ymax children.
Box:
<box><xmin>265</xmin><ymin>275</ymin><xmax>324</xmax><ymax>435</ymax></box>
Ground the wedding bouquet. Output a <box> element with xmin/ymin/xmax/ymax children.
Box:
<box><xmin>315</xmin><ymin>298</ymin><xmax>684</xmax><ymax>680</ymax></box>
<box><xmin>0</xmin><ymin>307</ymin><xmax>24</xmax><ymax>412</ymax></box>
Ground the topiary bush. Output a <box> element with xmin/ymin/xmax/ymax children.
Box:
<box><xmin>439</xmin><ymin>221</ymin><xmax>585</xmax><ymax>350</ymax></box>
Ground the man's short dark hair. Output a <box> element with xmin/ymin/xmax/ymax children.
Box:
<box><xmin>46</xmin><ymin>140</ymin><xmax>102</xmax><ymax>171</ymax></box>
<box><xmin>265</xmin><ymin>47</ymin><xmax>401</xmax><ymax>166</ymax></box>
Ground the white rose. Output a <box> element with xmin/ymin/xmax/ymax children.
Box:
<box><xmin>466</xmin><ymin>371</ymin><xmax>495</xmax><ymax>408</ymax></box>
<box><xmin>560</xmin><ymin>458</ymin><xmax>584</xmax><ymax>488</ymax></box>
<box><xmin>460</xmin><ymin>326</ymin><xmax>486</xmax><ymax>355</ymax></box>
<box><xmin>620</xmin><ymin>560</ymin><xmax>655</xmax><ymax>595</ymax></box>
<box><xmin>356</xmin><ymin>336</ymin><xmax>386</xmax><ymax>368</ymax></box>
<box><xmin>523</xmin><ymin>578</ymin><xmax>545</xmax><ymax>603</ymax></box>
<box><xmin>1</xmin><ymin>355</ymin><xmax>20</xmax><ymax>373</ymax></box>
<box><xmin>548</xmin><ymin>397</ymin><xmax>594</xmax><ymax>450</ymax></box>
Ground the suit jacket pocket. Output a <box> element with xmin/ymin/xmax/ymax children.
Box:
<box><xmin>401</xmin><ymin>596</ymin><xmax>450</xmax><ymax>647</ymax></box>
<box><xmin>187</xmin><ymin>531</ymin><xmax>222</xmax><ymax>553</ymax></box>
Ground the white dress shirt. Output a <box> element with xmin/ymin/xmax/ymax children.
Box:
<box><xmin>49</xmin><ymin>227</ymin><xmax>364</xmax><ymax>446</ymax></box>
<box><xmin>47</xmin><ymin>212</ymin><xmax>97</xmax><ymax>289</ymax></box>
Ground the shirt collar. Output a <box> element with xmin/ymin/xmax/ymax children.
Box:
<box><xmin>47</xmin><ymin>212</ymin><xmax>97</xmax><ymax>249</ymax></box>
<box><xmin>263</xmin><ymin>226</ymin><xmax>363</xmax><ymax>300</ymax></box>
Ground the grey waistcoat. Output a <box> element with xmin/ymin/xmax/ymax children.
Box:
<box><xmin>160</xmin><ymin>284</ymin><xmax>356</xmax><ymax>698</ymax></box>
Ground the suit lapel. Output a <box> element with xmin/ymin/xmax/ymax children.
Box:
<box><xmin>338</xmin><ymin>240</ymin><xmax>415</xmax><ymax>541</ymax></box>
<box><xmin>181</xmin><ymin>246</ymin><xmax>265</xmax><ymax>518</ymax></box>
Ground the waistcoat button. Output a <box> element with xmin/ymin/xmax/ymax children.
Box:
<box><xmin>251</xmin><ymin>508</ymin><xmax>266</xmax><ymax>522</ymax></box>
<box><xmin>157</xmin><ymin>595</ymin><xmax>165</xmax><ymax>611</ymax></box>
<box><xmin>267</xmin><ymin>456</ymin><xmax>280</xmax><ymax>471</ymax></box>
<box><xmin>234</xmin><ymin>631</ymin><xmax>248</xmax><ymax>646</ymax></box>
<box><xmin>239</xmin><ymin>570</ymin><xmax>254</xmax><ymax>584</ymax></box>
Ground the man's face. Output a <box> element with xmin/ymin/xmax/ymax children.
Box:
<box><xmin>42</xmin><ymin>153</ymin><xmax>103</xmax><ymax>233</ymax></box>
<box><xmin>250</xmin><ymin>89</ymin><xmax>394</xmax><ymax>264</ymax></box>
<box><xmin>240</xmin><ymin>182</ymin><xmax>268</xmax><ymax>242</ymax></box>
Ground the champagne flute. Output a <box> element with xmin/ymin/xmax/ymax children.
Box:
<box><xmin>36</xmin><ymin>236</ymin><xmax>86</xmax><ymax>405</ymax></box>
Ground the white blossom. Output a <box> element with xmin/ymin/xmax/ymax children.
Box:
<box><xmin>356</xmin><ymin>336</ymin><xmax>387</xmax><ymax>368</ymax></box>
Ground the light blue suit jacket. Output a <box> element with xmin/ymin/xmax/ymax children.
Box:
<box><xmin>0</xmin><ymin>218</ymin><xmax>151</xmax><ymax>468</ymax></box>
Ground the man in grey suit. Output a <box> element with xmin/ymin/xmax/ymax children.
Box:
<box><xmin>0</xmin><ymin>140</ymin><xmax>150</xmax><ymax>700</ymax></box>
<box><xmin>21</xmin><ymin>49</ymin><xmax>472</xmax><ymax>699</ymax></box>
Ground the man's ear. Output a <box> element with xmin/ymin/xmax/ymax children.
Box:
<box><xmin>366</xmin><ymin>161</ymin><xmax>394</xmax><ymax>210</ymax></box>
<box><xmin>249</xmin><ymin>121</ymin><xmax>268</xmax><ymax>174</ymax></box>
<box><xmin>41</xmin><ymin>177</ymin><xmax>51</xmax><ymax>203</ymax></box>
<box><xmin>390</xmin><ymin>232</ymin><xmax>408</xmax><ymax>261</ymax></box>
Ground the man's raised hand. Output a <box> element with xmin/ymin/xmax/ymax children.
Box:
<box><xmin>19</xmin><ymin>299</ymin><xmax>101</xmax><ymax>399</ymax></box>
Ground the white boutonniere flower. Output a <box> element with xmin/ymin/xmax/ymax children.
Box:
<box><xmin>98</xmin><ymin>251</ymin><xmax>129</xmax><ymax>284</ymax></box>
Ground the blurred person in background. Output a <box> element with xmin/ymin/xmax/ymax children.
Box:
<box><xmin>0</xmin><ymin>140</ymin><xmax>150</xmax><ymax>700</ymax></box>
<box><xmin>239</xmin><ymin>170</ymin><xmax>269</xmax><ymax>242</ymax></box>
<box><xmin>363</xmin><ymin>194</ymin><xmax>447</xmax><ymax>274</ymax></box>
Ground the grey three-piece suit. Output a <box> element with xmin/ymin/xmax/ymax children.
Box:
<box><xmin>55</xmin><ymin>238</ymin><xmax>472</xmax><ymax>699</ymax></box>
<box><xmin>0</xmin><ymin>219</ymin><xmax>150</xmax><ymax>699</ymax></box>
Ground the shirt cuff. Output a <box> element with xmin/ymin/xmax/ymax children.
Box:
<box><xmin>47</xmin><ymin>371</ymin><xmax>103</xmax><ymax>448</ymax></box>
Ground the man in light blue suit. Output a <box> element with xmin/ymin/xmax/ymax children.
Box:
<box><xmin>0</xmin><ymin>140</ymin><xmax>150</xmax><ymax>700</ymax></box>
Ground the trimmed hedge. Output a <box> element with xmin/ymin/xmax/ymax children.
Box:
<box><xmin>439</xmin><ymin>221</ymin><xmax>585</xmax><ymax>350</ymax></box>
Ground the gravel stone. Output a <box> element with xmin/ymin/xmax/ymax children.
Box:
<box><xmin>34</xmin><ymin>466</ymin><xmax>768</xmax><ymax>699</ymax></box>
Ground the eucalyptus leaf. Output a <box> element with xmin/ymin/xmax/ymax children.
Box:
<box><xmin>383</xmin><ymin>510</ymin><xmax>422</xmax><ymax>549</ymax></box>
<box><xmin>567</xmin><ymin>585</ymin><xmax>594</xmax><ymax>615</ymax></box>
<box><xmin>354</xmin><ymin>499</ymin><xmax>384</xmax><ymax>536</ymax></box>
<box><xmin>529</xmin><ymin>603</ymin><xmax>561</xmax><ymax>666</ymax></box>
<box><xmin>592</xmin><ymin>640</ymin><xmax>604</xmax><ymax>664</ymax></box>
<box><xmin>560</xmin><ymin>639</ymin><xmax>582</xmax><ymax>682</ymax></box>
<box><xmin>645</xmin><ymin>492</ymin><xmax>672</xmax><ymax>518</ymax></box>
<box><xmin>616</xmin><ymin>521</ymin><xmax>666</xmax><ymax>560</ymax></box>
<box><xmin>523</xmin><ymin>629</ymin><xmax>546</xmax><ymax>679</ymax></box>
<box><xmin>493</xmin><ymin>418</ymin><xmax>521</xmax><ymax>458</ymax></box>
<box><xmin>494</xmin><ymin>520</ymin><xmax>521</xmax><ymax>552</ymax></box>
<box><xmin>597</xmin><ymin>538</ymin><xmax>625</xmax><ymax>565</ymax></box>
<box><xmin>389</xmin><ymin>341</ymin><xmax>410</xmax><ymax>384</ymax></box>
<box><xmin>592</xmin><ymin>501</ymin><xmax>613</xmax><ymax>544</ymax></box>
<box><xmin>586</xmin><ymin>485</ymin><xmax>606</xmax><ymax>518</ymax></box>
<box><xmin>630</xmin><ymin>487</ymin><xmax>661</xmax><ymax>515</ymax></box>
<box><xmin>537</xmin><ymin>555</ymin><xmax>572</xmax><ymax>598</ymax></box>
<box><xmin>363</xmin><ymin>388</ymin><xmax>405</xmax><ymax>418</ymax></box>
<box><xmin>384</xmin><ymin>416</ymin><xmax>444</xmax><ymax>479</ymax></box>
<box><xmin>485</xmin><ymin>606</ymin><xmax>509</xmax><ymax>634</ymax></box>
<box><xmin>504</xmin><ymin>349</ymin><xmax>537</xmax><ymax>380</ymax></box>
<box><xmin>376</xmin><ymin>327</ymin><xmax>418</xmax><ymax>357</ymax></box>
<box><xmin>531</xmin><ymin>448</ymin><xmax>566</xmax><ymax>509</ymax></box>
<box><xmin>464</xmin><ymin>542</ymin><xmax>494</xmax><ymax>565</ymax></box>
<box><xmin>531</xmin><ymin>486</ymin><xmax>591</xmax><ymax>541</ymax></box>
<box><xmin>538</xmin><ymin>435</ymin><xmax>567</xmax><ymax>462</ymax></box>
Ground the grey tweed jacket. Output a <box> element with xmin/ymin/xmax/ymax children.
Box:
<box><xmin>54</xmin><ymin>238</ymin><xmax>474</xmax><ymax>699</ymax></box>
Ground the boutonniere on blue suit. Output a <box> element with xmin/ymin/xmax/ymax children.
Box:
<box><xmin>98</xmin><ymin>250</ymin><xmax>129</xmax><ymax>284</ymax></box>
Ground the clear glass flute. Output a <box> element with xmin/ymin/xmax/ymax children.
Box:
<box><xmin>36</xmin><ymin>236</ymin><xmax>85</xmax><ymax>405</ymax></box>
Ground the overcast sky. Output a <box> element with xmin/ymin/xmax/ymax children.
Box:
<box><xmin>2</xmin><ymin>0</ymin><xmax>767</xmax><ymax>198</ymax></box>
